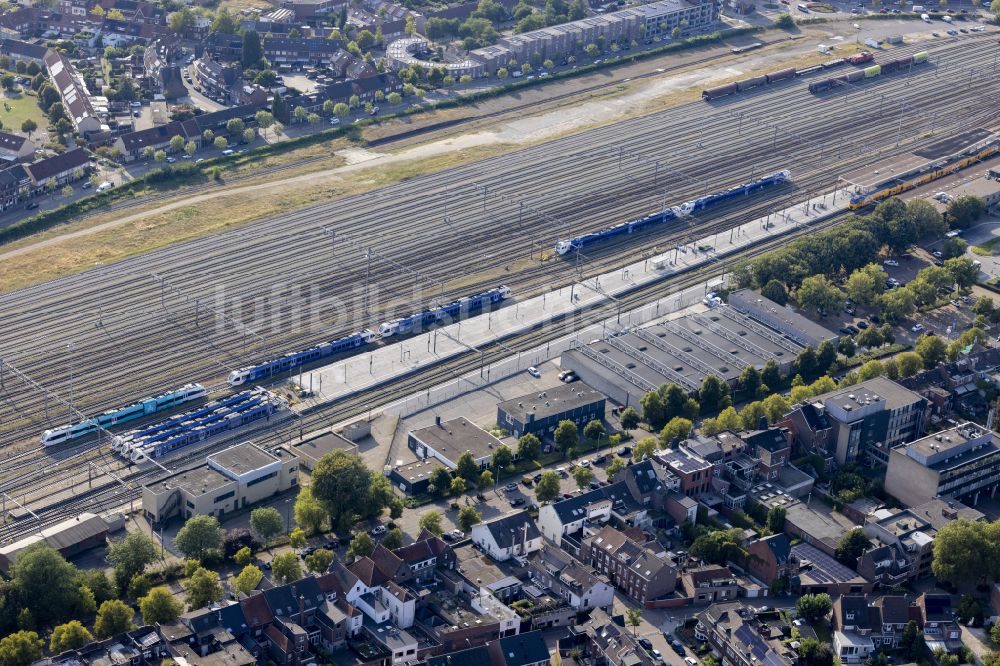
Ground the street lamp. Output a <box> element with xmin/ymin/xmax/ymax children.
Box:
<box><xmin>285</xmin><ymin>498</ymin><xmax>292</xmax><ymax>535</ymax></box>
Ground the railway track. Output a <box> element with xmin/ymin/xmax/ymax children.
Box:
<box><xmin>0</xmin><ymin>205</ymin><xmax>852</xmax><ymax>543</ymax></box>
<box><xmin>0</xmin><ymin>38</ymin><xmax>997</xmax><ymax>501</ymax></box>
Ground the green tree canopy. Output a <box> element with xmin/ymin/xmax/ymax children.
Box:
<box><xmin>305</xmin><ymin>549</ymin><xmax>334</xmax><ymax>574</ymax></box>
<box><xmin>94</xmin><ymin>599</ymin><xmax>134</xmax><ymax>638</ymax></box>
<box><xmin>348</xmin><ymin>532</ymin><xmax>376</xmax><ymax>560</ymax></box>
<box><xmin>517</xmin><ymin>433</ymin><xmax>541</xmax><ymax>461</ymax></box>
<box><xmin>185</xmin><ymin>567</ymin><xmax>223</xmax><ymax>610</ymax></box>
<box><xmin>573</xmin><ymin>466</ymin><xmax>593</xmax><ymax>489</ymax></box>
<box><xmin>0</xmin><ymin>631</ymin><xmax>43</xmax><ymax>666</ymax></box>
<box><xmin>49</xmin><ymin>621</ymin><xmax>92</xmax><ymax>654</ymax></box>
<box><xmin>250</xmin><ymin>507</ymin><xmax>284</xmax><ymax>546</ymax></box>
<box><xmin>535</xmin><ymin>471</ymin><xmax>561</xmax><ymax>502</ymax></box>
<box><xmin>139</xmin><ymin>587</ymin><xmax>183</xmax><ymax>625</ymax></box>
<box><xmin>174</xmin><ymin>515</ymin><xmax>224</xmax><ymax>561</ymax></box>
<box><xmin>457</xmin><ymin>506</ymin><xmax>482</xmax><ymax>533</ymax></box>
<box><xmin>418</xmin><ymin>511</ymin><xmax>443</xmax><ymax>536</ymax></box>
<box><xmin>554</xmin><ymin>420</ymin><xmax>579</xmax><ymax>455</ymax></box>
<box><xmin>12</xmin><ymin>544</ymin><xmax>91</xmax><ymax>625</ymax></box>
<box><xmin>796</xmin><ymin>593</ymin><xmax>833</xmax><ymax>622</ymax></box>
<box><xmin>835</xmin><ymin>528</ymin><xmax>870</xmax><ymax>567</ymax></box>
<box><xmin>456</xmin><ymin>451</ymin><xmax>480</xmax><ymax>482</ymax></box>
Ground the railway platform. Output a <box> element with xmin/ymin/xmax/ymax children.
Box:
<box><xmin>293</xmin><ymin>186</ymin><xmax>854</xmax><ymax>412</ymax></box>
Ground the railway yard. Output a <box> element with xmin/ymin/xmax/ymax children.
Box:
<box><xmin>1</xmin><ymin>31</ymin><xmax>1000</xmax><ymax>543</ymax></box>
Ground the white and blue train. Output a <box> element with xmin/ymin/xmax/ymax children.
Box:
<box><xmin>378</xmin><ymin>285</ymin><xmax>511</xmax><ymax>337</ymax></box>
<box><xmin>115</xmin><ymin>388</ymin><xmax>284</xmax><ymax>462</ymax></box>
<box><xmin>40</xmin><ymin>383</ymin><xmax>207</xmax><ymax>446</ymax></box>
<box><xmin>554</xmin><ymin>170</ymin><xmax>792</xmax><ymax>255</ymax></box>
<box><xmin>228</xmin><ymin>329</ymin><xmax>378</xmax><ymax>387</ymax></box>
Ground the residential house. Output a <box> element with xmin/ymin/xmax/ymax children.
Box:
<box><xmin>581</xmin><ymin>525</ymin><xmax>677</xmax><ymax>604</ymax></box>
<box><xmin>917</xmin><ymin>593</ymin><xmax>961</xmax><ymax>652</ymax></box>
<box><xmin>695</xmin><ymin>602</ymin><xmax>795</xmax><ymax>666</ymax></box>
<box><xmin>263</xmin><ymin>36</ymin><xmax>345</xmax><ymax>65</ymax></box>
<box><xmin>560</xmin><ymin>607</ymin><xmax>657</xmax><ymax>666</ymax></box>
<box><xmin>23</xmin><ymin>148</ymin><xmax>89</xmax><ymax>189</ymax></box>
<box><xmin>788</xmin><ymin>542</ymin><xmax>872</xmax><ymax>596</ymax></box>
<box><xmin>743</xmin><ymin>429</ymin><xmax>791</xmax><ymax>480</ymax></box>
<box><xmin>1</xmin><ymin>38</ymin><xmax>48</xmax><ymax>64</ymax></box>
<box><xmin>747</xmin><ymin>533</ymin><xmax>793</xmax><ymax>586</ymax></box>
<box><xmin>681</xmin><ymin>565</ymin><xmax>739</xmax><ymax>605</ymax></box>
<box><xmin>393</xmin><ymin>528</ymin><xmax>456</xmax><ymax>582</ymax></box>
<box><xmin>0</xmin><ymin>164</ymin><xmax>29</xmax><ymax>211</ymax></box>
<box><xmin>832</xmin><ymin>595</ymin><xmax>918</xmax><ymax>664</ymax></box>
<box><xmin>194</xmin><ymin>55</ymin><xmax>242</xmax><ymax>102</ymax></box>
<box><xmin>0</xmin><ymin>131</ymin><xmax>35</xmax><ymax>163</ymax></box>
<box><xmin>488</xmin><ymin>631</ymin><xmax>551</xmax><ymax>666</ymax></box>
<box><xmin>471</xmin><ymin>510</ymin><xmax>542</xmax><ymax>562</ymax></box>
<box><xmin>526</xmin><ymin>548</ymin><xmax>614</xmax><ymax>611</ymax></box>
<box><xmin>537</xmin><ymin>481</ymin><xmax>645</xmax><ymax>546</ymax></box>
<box><xmin>654</xmin><ymin>447</ymin><xmax>713</xmax><ymax>497</ymax></box>
<box><xmin>44</xmin><ymin>50</ymin><xmax>104</xmax><ymax>135</ymax></box>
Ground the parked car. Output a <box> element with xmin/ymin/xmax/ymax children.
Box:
<box><xmin>448</xmin><ymin>529</ymin><xmax>465</xmax><ymax>540</ymax></box>
<box><xmin>617</xmin><ymin>446</ymin><xmax>631</xmax><ymax>457</ymax></box>
<box><xmin>651</xmin><ymin>649</ymin><xmax>663</xmax><ymax>661</ymax></box>
<box><xmin>527</xmin><ymin>366</ymin><xmax>541</xmax><ymax>378</ymax></box>
<box><xmin>504</xmin><ymin>483</ymin><xmax>518</xmax><ymax>492</ymax></box>
<box><xmin>912</xmin><ymin>323</ymin><xmax>925</xmax><ymax>333</ymax></box>
<box><xmin>856</xmin><ymin>320</ymin><xmax>869</xmax><ymax>329</ymax></box>
<box><xmin>883</xmin><ymin>259</ymin><xmax>899</xmax><ymax>267</ymax></box>
<box><xmin>638</xmin><ymin>638</ymin><xmax>653</xmax><ymax>651</ymax></box>
<box><xmin>24</xmin><ymin>201</ymin><xmax>38</xmax><ymax>209</ymax></box>
<box><xmin>671</xmin><ymin>641</ymin><xmax>686</xmax><ymax>656</ymax></box>
<box><xmin>509</xmin><ymin>497</ymin><xmax>526</xmax><ymax>507</ymax></box>
<box><xmin>369</xmin><ymin>525</ymin><xmax>387</xmax><ymax>536</ymax></box>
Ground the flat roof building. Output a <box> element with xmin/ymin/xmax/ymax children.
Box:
<box><xmin>289</xmin><ymin>430</ymin><xmax>359</xmax><ymax>471</ymax></box>
<box><xmin>0</xmin><ymin>512</ymin><xmax>111</xmax><ymax>574</ymax></box>
<box><xmin>728</xmin><ymin>289</ymin><xmax>838</xmax><ymax>349</ymax></box>
<box><xmin>561</xmin><ymin>310</ymin><xmax>802</xmax><ymax>408</ymax></box>
<box><xmin>408</xmin><ymin>416</ymin><xmax>505</xmax><ymax>470</ymax></box>
<box><xmin>885</xmin><ymin>422</ymin><xmax>1000</xmax><ymax>508</ymax></box>
<box><xmin>796</xmin><ymin>377</ymin><xmax>928</xmax><ymax>467</ymax></box>
<box><xmin>497</xmin><ymin>383</ymin><xmax>606</xmax><ymax>441</ymax></box>
<box><xmin>142</xmin><ymin>442</ymin><xmax>299</xmax><ymax>524</ymax></box>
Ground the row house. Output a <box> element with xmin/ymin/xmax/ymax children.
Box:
<box><xmin>0</xmin><ymin>38</ymin><xmax>48</xmax><ymax>64</ymax></box>
<box><xmin>263</xmin><ymin>36</ymin><xmax>346</xmax><ymax>65</ymax></box>
<box><xmin>695</xmin><ymin>602</ymin><xmax>795</xmax><ymax>666</ymax></box>
<box><xmin>194</xmin><ymin>55</ymin><xmax>242</xmax><ymax>102</ymax></box>
<box><xmin>560</xmin><ymin>608</ymin><xmax>657</xmax><ymax>666</ymax></box>
<box><xmin>44</xmin><ymin>50</ymin><xmax>105</xmax><ymax>135</ymax></box>
<box><xmin>832</xmin><ymin>595</ymin><xmax>920</xmax><ymax>664</ymax></box>
<box><xmin>681</xmin><ymin>565</ymin><xmax>739</xmax><ymax>605</ymax></box>
<box><xmin>526</xmin><ymin>548</ymin><xmax>614</xmax><ymax>611</ymax></box>
<box><xmin>746</xmin><ymin>533</ymin><xmax>794</xmax><ymax>586</ymax></box>
<box><xmin>917</xmin><ymin>593</ymin><xmax>962</xmax><ymax>652</ymax></box>
<box><xmin>582</xmin><ymin>525</ymin><xmax>676</xmax><ymax>604</ymax></box>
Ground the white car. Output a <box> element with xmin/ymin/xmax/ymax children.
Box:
<box><xmin>883</xmin><ymin>259</ymin><xmax>899</xmax><ymax>267</ymax></box>
<box><xmin>685</xmin><ymin>659</ymin><xmax>699</xmax><ymax>666</ymax></box>
<box><xmin>449</xmin><ymin>529</ymin><xmax>465</xmax><ymax>539</ymax></box>
<box><xmin>369</xmin><ymin>525</ymin><xmax>387</xmax><ymax>536</ymax></box>
<box><xmin>579</xmin><ymin>459</ymin><xmax>591</xmax><ymax>468</ymax></box>
<box><xmin>330</xmin><ymin>117</ymin><xmax>340</xmax><ymax>125</ymax></box>
<box><xmin>912</xmin><ymin>323</ymin><xmax>925</xmax><ymax>333</ymax></box>
<box><xmin>527</xmin><ymin>366</ymin><xmax>541</xmax><ymax>378</ymax></box>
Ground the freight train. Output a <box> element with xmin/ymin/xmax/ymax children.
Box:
<box><xmin>114</xmin><ymin>388</ymin><xmax>285</xmax><ymax>462</ymax></box>
<box><xmin>40</xmin><ymin>383</ymin><xmax>207</xmax><ymax>446</ymax></box>
<box><xmin>809</xmin><ymin>51</ymin><xmax>927</xmax><ymax>93</ymax></box>
<box><xmin>848</xmin><ymin>136</ymin><xmax>1000</xmax><ymax>209</ymax></box>
<box><xmin>554</xmin><ymin>170</ymin><xmax>792</xmax><ymax>255</ymax></box>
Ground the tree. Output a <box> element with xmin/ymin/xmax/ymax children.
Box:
<box><xmin>796</xmin><ymin>593</ymin><xmax>833</xmax><ymax>622</ymax></box>
<box><xmin>382</xmin><ymin>527</ymin><xmax>404</xmax><ymax>550</ymax></box>
<box><xmin>428</xmin><ymin>467</ymin><xmax>452</xmax><ymax>495</ymax></box>
<box><xmin>945</xmin><ymin>257</ymin><xmax>979</xmax><ymax>289</ymax></box>
<box><xmin>19</xmin><ymin>119</ymin><xmax>36</xmax><ymax>139</ymax></box>
<box><xmin>699</xmin><ymin>375</ymin><xmax>730</xmax><ymax>413</ymax></box>
<box><xmin>175</xmin><ymin>515</ymin><xmax>224</xmax><ymax>561</ymax></box>
<box><xmin>94</xmin><ymin>599</ymin><xmax>134</xmax><ymax>638</ymax></box>
<box><xmin>856</xmin><ymin>359</ymin><xmax>886</xmax><ymax>382</ymax></box>
<box><xmin>956</xmin><ymin>595</ymin><xmax>983</xmax><ymax>625</ymax></box>
<box><xmin>659</xmin><ymin>417</ymin><xmax>692</xmax><ymax>447</ymax></box>
<box><xmin>419</xmin><ymin>511</ymin><xmax>444</xmax><ymax>536</ymax></box>
<box><xmin>633</xmin><ymin>436</ymin><xmax>657</xmax><ymax>461</ymax></box>
<box><xmin>798</xmin><ymin>639</ymin><xmax>834</xmax><ymax>666</ymax></box>
<box><xmin>586</xmin><ymin>43</ymin><xmax>600</xmax><ymax>56</ymax></box>
<box><xmin>224</xmin><ymin>564</ymin><xmax>262</xmax><ymax>599</ymax></box>
<box><xmin>797</xmin><ymin>275</ymin><xmax>844</xmax><ymax>314</ymax></box>
<box><xmin>497</xmin><ymin>67</ymin><xmax>509</xmax><ymax>79</ymax></box>
<box><xmin>554</xmin><ymin>420</ymin><xmax>578</xmax><ymax>456</ymax></box>
<box><xmin>255</xmin><ymin>110</ymin><xmax>275</xmax><ymax>138</ymax></box>
<box><xmin>404</xmin><ymin>15</ymin><xmax>416</xmax><ymax>35</ymax></box>
<box><xmin>312</xmin><ymin>450</ymin><xmax>390</xmax><ymax>531</ymax></box>
<box><xmin>517</xmin><ymin>433</ymin><xmax>541</xmax><ymax>461</ymax></box>
<box><xmin>641</xmin><ymin>389</ymin><xmax>667</xmax><ymax>430</ymax></box>
<box><xmin>185</xmin><ymin>567</ymin><xmax>222</xmax><ymax>610</ymax></box>
<box><xmin>916</xmin><ymin>335</ymin><xmax>947</xmax><ymax>368</ymax></box>
<box><xmin>243</xmin><ymin>128</ymin><xmax>256</xmax><ymax>143</ymax></box>
<box><xmin>625</xmin><ymin>608</ymin><xmax>643</xmax><ymax>636</ymax></box>
<box><xmin>449</xmin><ymin>477</ymin><xmax>467</xmax><ymax>496</ymax></box>
<box><xmin>348</xmin><ymin>94</ymin><xmax>361</xmax><ymax>109</ymax></box>
<box><xmin>305</xmin><ymin>549</ymin><xmax>334</xmax><ymax>574</ymax></box>
<box><xmin>900</xmin><ymin>620</ymin><xmax>926</xmax><ymax>662</ymax></box>
<box><xmin>248</xmin><ymin>507</ymin><xmax>283</xmax><ymax>547</ymax></box>
<box><xmin>231</xmin><ymin>546</ymin><xmax>252</xmax><ymax>567</ymax></box>
<box><xmin>880</xmin><ymin>288</ymin><xmax>916</xmax><ymax>323</ymax></box>
<box><xmin>765</xmin><ymin>506</ymin><xmax>786</xmax><ymax>534</ymax></box>
<box><xmin>78</xmin><ymin>569</ymin><xmax>115</xmax><ymax>605</ymax></box>
<box><xmin>835</xmin><ymin>528</ymin><xmax>870</xmax><ymax>567</ymax></box>
<box><xmin>846</xmin><ymin>264</ymin><xmax>887</xmax><ymax>306</ymax></box>
<box><xmin>739</xmin><ymin>365</ymin><xmax>762</xmax><ymax>399</ymax></box>
<box><xmin>456</xmin><ymin>451</ymin><xmax>479</xmax><ymax>482</ymax></box>
<box><xmin>270</xmin><ymin>552</ymin><xmax>302</xmax><ymax>585</ymax></box>
<box><xmin>573</xmin><ymin>466</ymin><xmax>593</xmax><ymax>489</ymax></box>
<box><xmin>761</xmin><ymin>280</ymin><xmax>788</xmax><ymax>305</ymax></box>
<box><xmin>620</xmin><ymin>406</ymin><xmax>639</xmax><ymax>431</ymax></box>
<box><xmin>0</xmin><ymin>631</ymin><xmax>43</xmax><ymax>666</ymax></box>
<box><xmin>242</xmin><ymin>30</ymin><xmax>263</xmax><ymax>68</ymax></box>
<box><xmin>127</xmin><ymin>574</ymin><xmax>151</xmax><ymax>601</ymax></box>
<box><xmin>184</xmin><ymin>140</ymin><xmax>197</xmax><ymax>157</ymax></box>
<box><xmin>212</xmin><ymin>135</ymin><xmax>228</xmax><ymax>151</ymax></box>
<box><xmin>535</xmin><ymin>471</ymin><xmax>561</xmax><ymax>502</ymax></box>
<box><xmin>293</xmin><ymin>487</ymin><xmax>327</xmax><ymax>537</ymax></box>
<box><xmin>948</xmin><ymin>195</ymin><xmax>986</xmax><ymax>229</ymax></box>
<box><xmin>583</xmin><ymin>419</ymin><xmax>605</xmax><ymax>442</ymax></box>
<box><xmin>347</xmin><ymin>532</ymin><xmax>376</xmax><ymax>560</ymax></box>
<box><xmin>607</xmin><ymin>457</ymin><xmax>625</xmax><ymax>477</ymax></box>
<box><xmin>289</xmin><ymin>528</ymin><xmax>307</xmax><ymax>551</ymax></box>
<box><xmin>387</xmin><ymin>92</ymin><xmax>402</xmax><ymax>105</ymax></box>
<box><xmin>49</xmin><ymin>621</ymin><xmax>92</xmax><ymax>654</ymax></box>
<box><xmin>169</xmin><ymin>134</ymin><xmax>185</xmax><ymax>153</ymax></box>
<box><xmin>106</xmin><ymin>531</ymin><xmax>158</xmax><ymax>593</ymax></box>
<box><xmin>12</xmin><ymin>544</ymin><xmax>91</xmax><ymax>626</ymax></box>
<box><xmin>139</xmin><ymin>587</ymin><xmax>182</xmax><ymax>625</ymax></box>
<box><xmin>457</xmin><ymin>506</ymin><xmax>482</xmax><ymax>533</ymax></box>
<box><xmin>483</xmin><ymin>447</ymin><xmax>512</xmax><ymax>478</ymax></box>
<box><xmin>942</xmin><ymin>237</ymin><xmax>968</xmax><ymax>260</ymax></box>
<box><xmin>906</xmin><ymin>198</ymin><xmax>947</xmax><ymax>238</ymax></box>
<box><xmin>932</xmin><ymin>518</ymin><xmax>995</xmax><ymax>585</ymax></box>
<box><xmin>992</xmin><ymin>0</ymin><xmax>1000</xmax><ymax>19</ymax></box>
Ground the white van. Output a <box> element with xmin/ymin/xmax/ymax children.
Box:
<box><xmin>912</xmin><ymin>4</ymin><xmax>924</xmax><ymax>10</ymax></box>
<box><xmin>96</xmin><ymin>181</ymin><xmax>113</xmax><ymax>192</ymax></box>
<box><xmin>942</xmin><ymin>14</ymin><xmax>952</xmax><ymax>22</ymax></box>
<box><xmin>921</xmin><ymin>13</ymin><xmax>931</xmax><ymax>21</ymax></box>
<box><xmin>797</xmin><ymin>3</ymin><xmax>809</xmax><ymax>11</ymax></box>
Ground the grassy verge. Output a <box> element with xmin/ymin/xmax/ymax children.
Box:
<box><xmin>840</xmin><ymin>342</ymin><xmax>910</xmax><ymax>368</ymax></box>
<box><xmin>972</xmin><ymin>237</ymin><xmax>1000</xmax><ymax>256</ymax></box>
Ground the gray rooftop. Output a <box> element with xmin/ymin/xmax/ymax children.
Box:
<box><xmin>817</xmin><ymin>376</ymin><xmax>924</xmax><ymax>411</ymax></box>
<box><xmin>208</xmin><ymin>441</ymin><xmax>279</xmax><ymax>476</ymax></box>
<box><xmin>410</xmin><ymin>416</ymin><xmax>504</xmax><ymax>462</ymax></box>
<box><xmin>497</xmin><ymin>382</ymin><xmax>606</xmax><ymax>423</ymax></box>
<box><xmin>148</xmin><ymin>465</ymin><xmax>231</xmax><ymax>496</ymax></box>
<box><xmin>728</xmin><ymin>290</ymin><xmax>837</xmax><ymax>348</ymax></box>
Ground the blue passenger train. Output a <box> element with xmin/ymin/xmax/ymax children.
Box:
<box><xmin>40</xmin><ymin>383</ymin><xmax>207</xmax><ymax>446</ymax></box>
<box><xmin>554</xmin><ymin>170</ymin><xmax>792</xmax><ymax>255</ymax></box>
<box><xmin>378</xmin><ymin>285</ymin><xmax>511</xmax><ymax>337</ymax></box>
<box><xmin>228</xmin><ymin>329</ymin><xmax>378</xmax><ymax>387</ymax></box>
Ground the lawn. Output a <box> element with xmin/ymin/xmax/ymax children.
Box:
<box><xmin>0</xmin><ymin>89</ymin><xmax>47</xmax><ymax>136</ymax></box>
<box><xmin>972</xmin><ymin>237</ymin><xmax>1000</xmax><ymax>256</ymax></box>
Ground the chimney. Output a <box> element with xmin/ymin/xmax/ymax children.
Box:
<box><xmin>299</xmin><ymin>594</ymin><xmax>306</xmax><ymax>626</ymax></box>
<box><xmin>435</xmin><ymin>415</ymin><xmax>441</xmax><ymax>427</ymax></box>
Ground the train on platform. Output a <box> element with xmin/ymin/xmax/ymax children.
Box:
<box><xmin>40</xmin><ymin>383</ymin><xmax>207</xmax><ymax>446</ymax></box>
<box><xmin>226</xmin><ymin>285</ymin><xmax>510</xmax><ymax>386</ymax></box>
<box><xmin>809</xmin><ymin>51</ymin><xmax>927</xmax><ymax>93</ymax></box>
<box><xmin>114</xmin><ymin>387</ymin><xmax>285</xmax><ymax>463</ymax></box>
<box><xmin>554</xmin><ymin>170</ymin><xmax>792</xmax><ymax>255</ymax></box>
<box><xmin>848</xmin><ymin>136</ymin><xmax>1000</xmax><ymax>209</ymax></box>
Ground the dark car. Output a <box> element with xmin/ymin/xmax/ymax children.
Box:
<box><xmin>617</xmin><ymin>446</ymin><xmax>632</xmax><ymax>457</ymax></box>
<box><xmin>25</xmin><ymin>202</ymin><xmax>38</xmax><ymax>209</ymax></box>
<box><xmin>671</xmin><ymin>641</ymin><xmax>686</xmax><ymax>656</ymax></box>
<box><xmin>533</xmin><ymin>473</ymin><xmax>543</xmax><ymax>483</ymax></box>
<box><xmin>510</xmin><ymin>498</ymin><xmax>526</xmax><ymax>507</ymax></box>
<box><xmin>846</xmin><ymin>325</ymin><xmax>859</xmax><ymax>335</ymax></box>
<box><xmin>323</xmin><ymin>540</ymin><xmax>337</xmax><ymax>550</ymax></box>
<box><xmin>442</xmin><ymin>533</ymin><xmax>455</xmax><ymax>542</ymax></box>
<box><xmin>870</xmin><ymin>314</ymin><xmax>881</xmax><ymax>324</ymax></box>
<box><xmin>857</xmin><ymin>321</ymin><xmax>869</xmax><ymax>329</ymax></box>
<box><xmin>638</xmin><ymin>638</ymin><xmax>653</xmax><ymax>651</ymax></box>
<box><xmin>839</xmin><ymin>327</ymin><xmax>853</xmax><ymax>336</ymax></box>
<box><xmin>593</xmin><ymin>454</ymin><xmax>607</xmax><ymax>465</ymax></box>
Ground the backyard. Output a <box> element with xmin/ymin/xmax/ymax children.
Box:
<box><xmin>0</xmin><ymin>89</ymin><xmax>47</xmax><ymax>138</ymax></box>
